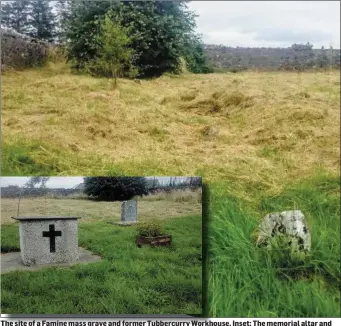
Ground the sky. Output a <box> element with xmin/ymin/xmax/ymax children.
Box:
<box><xmin>0</xmin><ymin>177</ymin><xmax>84</xmax><ymax>189</ymax></box>
<box><xmin>187</xmin><ymin>1</ymin><xmax>340</xmax><ymax>49</ymax></box>
<box><xmin>0</xmin><ymin>177</ymin><xmax>193</xmax><ymax>189</ymax></box>
<box><xmin>4</xmin><ymin>1</ymin><xmax>339</xmax><ymax>49</ymax></box>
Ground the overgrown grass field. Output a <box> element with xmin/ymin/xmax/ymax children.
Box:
<box><xmin>1</xmin><ymin>65</ymin><xmax>340</xmax><ymax>316</ymax></box>
<box><xmin>1</xmin><ymin>209</ymin><xmax>202</xmax><ymax>314</ymax></box>
<box><xmin>2</xmin><ymin>65</ymin><xmax>339</xmax><ymax>180</ymax></box>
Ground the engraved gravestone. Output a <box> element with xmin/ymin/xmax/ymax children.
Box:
<box><xmin>121</xmin><ymin>200</ymin><xmax>138</xmax><ymax>224</ymax></box>
<box><xmin>11</xmin><ymin>216</ymin><xmax>81</xmax><ymax>266</ymax></box>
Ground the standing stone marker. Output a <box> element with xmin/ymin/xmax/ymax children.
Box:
<box><xmin>120</xmin><ymin>200</ymin><xmax>138</xmax><ymax>224</ymax></box>
<box><xmin>256</xmin><ymin>210</ymin><xmax>311</xmax><ymax>252</ymax></box>
<box><xmin>11</xmin><ymin>216</ymin><xmax>81</xmax><ymax>266</ymax></box>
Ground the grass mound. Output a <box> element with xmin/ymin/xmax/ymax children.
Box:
<box><xmin>180</xmin><ymin>90</ymin><xmax>254</xmax><ymax>116</ymax></box>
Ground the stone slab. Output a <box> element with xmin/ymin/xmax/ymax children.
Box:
<box><xmin>1</xmin><ymin>247</ymin><xmax>102</xmax><ymax>274</ymax></box>
<box><xmin>257</xmin><ymin>210</ymin><xmax>311</xmax><ymax>251</ymax></box>
<box><xmin>16</xmin><ymin>218</ymin><xmax>80</xmax><ymax>266</ymax></box>
<box><xmin>121</xmin><ymin>200</ymin><xmax>137</xmax><ymax>223</ymax></box>
<box><xmin>12</xmin><ymin>216</ymin><xmax>81</xmax><ymax>221</ymax></box>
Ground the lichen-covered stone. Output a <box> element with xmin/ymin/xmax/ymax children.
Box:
<box><xmin>256</xmin><ymin>210</ymin><xmax>311</xmax><ymax>252</ymax></box>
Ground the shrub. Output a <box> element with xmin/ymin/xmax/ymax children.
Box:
<box><xmin>86</xmin><ymin>10</ymin><xmax>138</xmax><ymax>86</ymax></box>
<box><xmin>65</xmin><ymin>1</ymin><xmax>205</xmax><ymax>78</ymax></box>
<box><xmin>84</xmin><ymin>177</ymin><xmax>149</xmax><ymax>201</ymax></box>
<box><xmin>137</xmin><ymin>219</ymin><xmax>165</xmax><ymax>237</ymax></box>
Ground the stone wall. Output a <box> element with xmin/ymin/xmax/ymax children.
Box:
<box><xmin>1</xmin><ymin>27</ymin><xmax>50</xmax><ymax>70</ymax></box>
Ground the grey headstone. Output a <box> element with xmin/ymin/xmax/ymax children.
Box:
<box><xmin>256</xmin><ymin>210</ymin><xmax>311</xmax><ymax>252</ymax></box>
<box><xmin>121</xmin><ymin>200</ymin><xmax>137</xmax><ymax>223</ymax></box>
<box><xmin>11</xmin><ymin>216</ymin><xmax>81</xmax><ymax>266</ymax></box>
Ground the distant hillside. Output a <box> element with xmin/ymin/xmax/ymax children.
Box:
<box><xmin>204</xmin><ymin>44</ymin><xmax>341</xmax><ymax>70</ymax></box>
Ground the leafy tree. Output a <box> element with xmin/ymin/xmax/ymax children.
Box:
<box><xmin>25</xmin><ymin>177</ymin><xmax>50</xmax><ymax>188</ymax></box>
<box><xmin>65</xmin><ymin>1</ymin><xmax>111</xmax><ymax>70</ymax></box>
<box><xmin>113</xmin><ymin>1</ymin><xmax>197</xmax><ymax>77</ymax></box>
<box><xmin>55</xmin><ymin>0</ymin><xmax>72</xmax><ymax>43</ymax></box>
<box><xmin>1</xmin><ymin>0</ymin><xmax>31</xmax><ymax>34</ymax></box>
<box><xmin>87</xmin><ymin>10</ymin><xmax>137</xmax><ymax>86</ymax></box>
<box><xmin>183</xmin><ymin>36</ymin><xmax>214</xmax><ymax>73</ymax></box>
<box><xmin>83</xmin><ymin>177</ymin><xmax>149</xmax><ymax>201</ymax></box>
<box><xmin>1</xmin><ymin>2</ymin><xmax>13</xmax><ymax>28</ymax></box>
<box><xmin>65</xmin><ymin>1</ymin><xmax>205</xmax><ymax>78</ymax></box>
<box><xmin>28</xmin><ymin>0</ymin><xmax>56</xmax><ymax>41</ymax></box>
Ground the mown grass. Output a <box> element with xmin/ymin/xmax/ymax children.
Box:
<box><xmin>1</xmin><ymin>215</ymin><xmax>202</xmax><ymax>314</ymax></box>
<box><xmin>1</xmin><ymin>64</ymin><xmax>340</xmax><ymax>317</ymax></box>
<box><xmin>1</xmin><ymin>195</ymin><xmax>202</xmax><ymax>225</ymax></box>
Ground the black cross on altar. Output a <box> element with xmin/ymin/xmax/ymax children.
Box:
<box><xmin>42</xmin><ymin>224</ymin><xmax>62</xmax><ymax>253</ymax></box>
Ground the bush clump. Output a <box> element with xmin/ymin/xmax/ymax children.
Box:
<box><xmin>137</xmin><ymin>219</ymin><xmax>165</xmax><ymax>237</ymax></box>
<box><xmin>84</xmin><ymin>177</ymin><xmax>149</xmax><ymax>201</ymax></box>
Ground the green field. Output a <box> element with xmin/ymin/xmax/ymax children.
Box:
<box><xmin>1</xmin><ymin>65</ymin><xmax>340</xmax><ymax>316</ymax></box>
<box><xmin>1</xmin><ymin>212</ymin><xmax>202</xmax><ymax>314</ymax></box>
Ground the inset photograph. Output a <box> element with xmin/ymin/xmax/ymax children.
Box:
<box><xmin>1</xmin><ymin>176</ymin><xmax>203</xmax><ymax>315</ymax></box>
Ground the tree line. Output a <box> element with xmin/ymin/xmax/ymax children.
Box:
<box><xmin>1</xmin><ymin>0</ymin><xmax>214</xmax><ymax>80</ymax></box>
<box><xmin>2</xmin><ymin>1</ymin><xmax>338</xmax><ymax>76</ymax></box>
<box><xmin>205</xmin><ymin>43</ymin><xmax>340</xmax><ymax>71</ymax></box>
<box><xmin>1</xmin><ymin>177</ymin><xmax>202</xmax><ymax>201</ymax></box>
<box><xmin>0</xmin><ymin>186</ymin><xmax>83</xmax><ymax>198</ymax></box>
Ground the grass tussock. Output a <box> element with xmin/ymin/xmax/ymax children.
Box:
<box><xmin>180</xmin><ymin>90</ymin><xmax>198</xmax><ymax>102</ymax></box>
<box><xmin>180</xmin><ymin>90</ymin><xmax>254</xmax><ymax>116</ymax></box>
<box><xmin>200</xmin><ymin>126</ymin><xmax>219</xmax><ymax>138</ymax></box>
